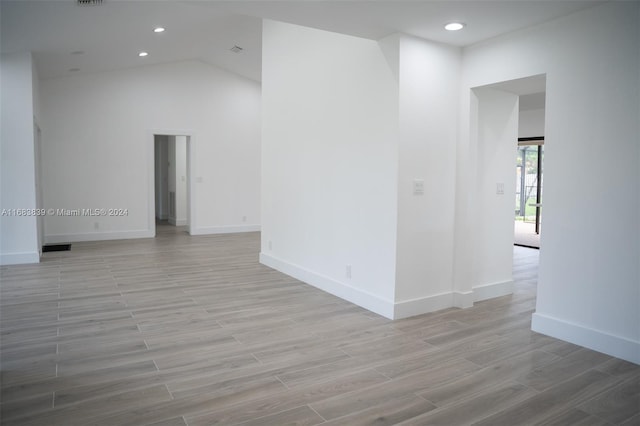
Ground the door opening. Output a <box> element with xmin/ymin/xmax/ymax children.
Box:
<box><xmin>466</xmin><ymin>74</ymin><xmax>546</xmax><ymax>302</ymax></box>
<box><xmin>514</xmin><ymin>137</ymin><xmax>544</xmax><ymax>248</ymax></box>
<box><xmin>152</xmin><ymin>134</ymin><xmax>191</xmax><ymax>236</ymax></box>
<box><xmin>514</xmin><ymin>88</ymin><xmax>546</xmax><ymax>249</ymax></box>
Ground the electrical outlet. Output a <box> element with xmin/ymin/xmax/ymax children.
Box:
<box><xmin>496</xmin><ymin>183</ymin><xmax>505</xmax><ymax>195</ymax></box>
<box><xmin>94</xmin><ymin>222</ymin><xmax>99</xmax><ymax>230</ymax></box>
<box><xmin>242</xmin><ymin>216</ymin><xmax>247</xmax><ymax>222</ymax></box>
<box><xmin>268</xmin><ymin>240</ymin><xmax>272</xmax><ymax>250</ymax></box>
<box><xmin>346</xmin><ymin>265</ymin><xmax>352</xmax><ymax>279</ymax></box>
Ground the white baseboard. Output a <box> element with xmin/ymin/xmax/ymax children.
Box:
<box><xmin>167</xmin><ymin>218</ymin><xmax>187</xmax><ymax>226</ymax></box>
<box><xmin>394</xmin><ymin>292</ymin><xmax>455</xmax><ymax>319</ymax></box>
<box><xmin>0</xmin><ymin>251</ymin><xmax>40</xmax><ymax>265</ymax></box>
<box><xmin>44</xmin><ymin>225</ymin><xmax>258</xmax><ymax>244</ymax></box>
<box><xmin>454</xmin><ymin>291</ymin><xmax>474</xmax><ymax>308</ymax></box>
<box><xmin>190</xmin><ymin>225</ymin><xmax>261</xmax><ymax>235</ymax></box>
<box><xmin>260</xmin><ymin>252</ymin><xmax>395</xmax><ymax>319</ymax></box>
<box><xmin>394</xmin><ymin>286</ymin><xmax>504</xmax><ymax>319</ymax></box>
<box><xmin>45</xmin><ymin>230</ymin><xmax>154</xmax><ymax>244</ymax></box>
<box><xmin>473</xmin><ymin>279</ymin><xmax>514</xmax><ymax>302</ymax></box>
<box><xmin>259</xmin><ymin>254</ymin><xmax>518</xmax><ymax>320</ymax></box>
<box><xmin>532</xmin><ymin>313</ymin><xmax>640</xmax><ymax>365</ymax></box>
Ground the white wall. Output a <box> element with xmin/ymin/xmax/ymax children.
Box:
<box><xmin>0</xmin><ymin>52</ymin><xmax>40</xmax><ymax>265</ymax></box>
<box><xmin>165</xmin><ymin>135</ymin><xmax>187</xmax><ymax>226</ymax></box>
<box><xmin>471</xmin><ymin>88</ymin><xmax>519</xmax><ymax>299</ymax></box>
<box><xmin>461</xmin><ymin>1</ymin><xmax>640</xmax><ymax>363</ymax></box>
<box><xmin>259</xmin><ymin>23</ymin><xmax>538</xmax><ymax>321</ymax></box>
<box><xmin>394</xmin><ymin>35</ymin><xmax>462</xmax><ymax>317</ymax></box>
<box><xmin>33</xmin><ymin>56</ymin><xmax>44</xmax><ymax>254</ymax></box>
<box><xmin>40</xmin><ymin>60</ymin><xmax>261</xmax><ymax>242</ymax></box>
<box><xmin>260</xmin><ymin>20</ymin><xmax>400</xmax><ymax>317</ymax></box>
<box><xmin>167</xmin><ymin>136</ymin><xmax>177</xmax><ymax>222</ymax></box>
<box><xmin>519</xmin><ymin>108</ymin><xmax>545</xmax><ymax>138</ymax></box>
<box><xmin>154</xmin><ymin>136</ymin><xmax>169</xmax><ymax>220</ymax></box>
<box><xmin>174</xmin><ymin>135</ymin><xmax>188</xmax><ymax>225</ymax></box>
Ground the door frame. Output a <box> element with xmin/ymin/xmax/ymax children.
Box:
<box><xmin>148</xmin><ymin>130</ymin><xmax>195</xmax><ymax>236</ymax></box>
<box><xmin>34</xmin><ymin>121</ymin><xmax>44</xmax><ymax>255</ymax></box>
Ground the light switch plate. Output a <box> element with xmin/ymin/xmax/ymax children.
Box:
<box><xmin>413</xmin><ymin>179</ymin><xmax>425</xmax><ymax>195</ymax></box>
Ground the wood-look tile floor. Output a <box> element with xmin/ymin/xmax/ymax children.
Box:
<box><xmin>1</xmin><ymin>224</ymin><xmax>638</xmax><ymax>425</ymax></box>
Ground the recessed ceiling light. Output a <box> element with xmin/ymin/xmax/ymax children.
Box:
<box><xmin>445</xmin><ymin>22</ymin><xmax>466</xmax><ymax>31</ymax></box>
<box><xmin>138</xmin><ymin>51</ymin><xmax>149</xmax><ymax>57</ymax></box>
<box><xmin>71</xmin><ymin>50</ymin><xmax>84</xmax><ymax>55</ymax></box>
<box><xmin>153</xmin><ymin>27</ymin><xmax>165</xmax><ymax>33</ymax></box>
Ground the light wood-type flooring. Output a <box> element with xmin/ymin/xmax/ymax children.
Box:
<box><xmin>514</xmin><ymin>221</ymin><xmax>540</xmax><ymax>249</ymax></box>
<box><xmin>1</xmin><ymin>224</ymin><xmax>638</xmax><ymax>425</ymax></box>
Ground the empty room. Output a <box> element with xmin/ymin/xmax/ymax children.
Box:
<box><xmin>1</xmin><ymin>1</ymin><xmax>638</xmax><ymax>425</ymax></box>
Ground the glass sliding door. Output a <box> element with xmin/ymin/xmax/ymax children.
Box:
<box><xmin>515</xmin><ymin>137</ymin><xmax>543</xmax><ymax>247</ymax></box>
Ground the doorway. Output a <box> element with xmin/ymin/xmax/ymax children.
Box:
<box><xmin>514</xmin><ymin>137</ymin><xmax>543</xmax><ymax>248</ymax></box>
<box><xmin>466</xmin><ymin>74</ymin><xmax>546</xmax><ymax>302</ymax></box>
<box><xmin>514</xmin><ymin>90</ymin><xmax>546</xmax><ymax>249</ymax></box>
<box><xmin>152</xmin><ymin>134</ymin><xmax>191</xmax><ymax>236</ymax></box>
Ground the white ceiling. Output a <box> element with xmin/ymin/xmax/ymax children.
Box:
<box><xmin>482</xmin><ymin>74</ymin><xmax>547</xmax><ymax>109</ymax></box>
<box><xmin>519</xmin><ymin>92</ymin><xmax>546</xmax><ymax>111</ymax></box>
<box><xmin>1</xmin><ymin>0</ymin><xmax>603</xmax><ymax>82</ymax></box>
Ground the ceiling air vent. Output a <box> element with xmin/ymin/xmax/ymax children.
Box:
<box><xmin>77</xmin><ymin>0</ymin><xmax>103</xmax><ymax>5</ymax></box>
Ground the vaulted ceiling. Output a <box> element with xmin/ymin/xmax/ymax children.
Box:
<box><xmin>1</xmin><ymin>0</ymin><xmax>603</xmax><ymax>82</ymax></box>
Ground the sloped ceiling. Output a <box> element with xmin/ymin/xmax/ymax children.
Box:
<box><xmin>1</xmin><ymin>0</ymin><xmax>602</xmax><ymax>82</ymax></box>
